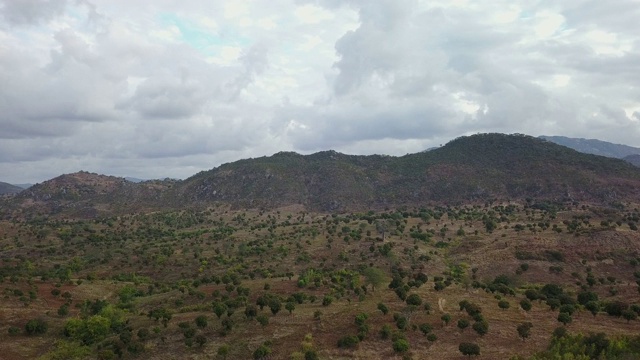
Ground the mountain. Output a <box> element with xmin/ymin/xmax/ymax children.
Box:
<box><xmin>12</xmin><ymin>183</ymin><xmax>33</xmax><ymax>189</ymax></box>
<box><xmin>7</xmin><ymin>133</ymin><xmax>640</xmax><ymax>217</ymax></box>
<box><xmin>177</xmin><ymin>133</ymin><xmax>640</xmax><ymax>211</ymax></box>
<box><xmin>10</xmin><ymin>171</ymin><xmax>178</xmax><ymax>218</ymax></box>
<box><xmin>540</xmin><ymin>135</ymin><xmax>640</xmax><ymax>159</ymax></box>
<box><xmin>0</xmin><ymin>181</ymin><xmax>23</xmax><ymax>195</ymax></box>
<box><xmin>624</xmin><ymin>154</ymin><xmax>640</xmax><ymax>167</ymax></box>
<box><xmin>124</xmin><ymin>177</ymin><xmax>147</xmax><ymax>183</ymax></box>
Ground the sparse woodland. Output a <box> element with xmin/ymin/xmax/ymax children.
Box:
<box><xmin>2</xmin><ymin>201</ymin><xmax>640</xmax><ymax>359</ymax></box>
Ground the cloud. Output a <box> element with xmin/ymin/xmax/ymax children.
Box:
<box><xmin>0</xmin><ymin>0</ymin><xmax>639</xmax><ymax>183</ymax></box>
<box><xmin>0</xmin><ymin>0</ymin><xmax>68</xmax><ymax>26</ymax></box>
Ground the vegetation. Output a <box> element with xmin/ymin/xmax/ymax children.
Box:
<box><xmin>2</xmin><ymin>134</ymin><xmax>640</xmax><ymax>359</ymax></box>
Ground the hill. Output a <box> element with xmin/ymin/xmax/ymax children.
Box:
<box><xmin>0</xmin><ymin>181</ymin><xmax>23</xmax><ymax>195</ymax></box>
<box><xmin>7</xmin><ymin>133</ymin><xmax>640</xmax><ymax>217</ymax></box>
<box><xmin>2</xmin><ymin>134</ymin><xmax>640</xmax><ymax>359</ymax></box>
<box><xmin>540</xmin><ymin>135</ymin><xmax>640</xmax><ymax>159</ymax></box>
<box><xmin>624</xmin><ymin>154</ymin><xmax>640</xmax><ymax>167</ymax></box>
<box><xmin>10</xmin><ymin>171</ymin><xmax>177</xmax><ymax>218</ymax></box>
<box><xmin>178</xmin><ymin>133</ymin><xmax>640</xmax><ymax>211</ymax></box>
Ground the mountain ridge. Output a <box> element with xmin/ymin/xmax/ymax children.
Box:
<box><xmin>540</xmin><ymin>135</ymin><xmax>640</xmax><ymax>159</ymax></box>
<box><xmin>0</xmin><ymin>181</ymin><xmax>23</xmax><ymax>195</ymax></box>
<box><xmin>5</xmin><ymin>133</ymin><xmax>640</xmax><ymax>218</ymax></box>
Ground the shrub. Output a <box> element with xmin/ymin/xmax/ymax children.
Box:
<box><xmin>337</xmin><ymin>335</ymin><xmax>359</xmax><ymax>348</ymax></box>
<box><xmin>25</xmin><ymin>318</ymin><xmax>48</xmax><ymax>335</ymax></box>
<box><xmin>472</xmin><ymin>320</ymin><xmax>488</xmax><ymax>336</ymax></box>
<box><xmin>406</xmin><ymin>294</ymin><xmax>422</xmax><ymax>306</ymax></box>
<box><xmin>459</xmin><ymin>342</ymin><xmax>480</xmax><ymax>357</ymax></box>
<box><xmin>377</xmin><ymin>302</ymin><xmax>389</xmax><ymax>315</ymax></box>
<box><xmin>392</xmin><ymin>339</ymin><xmax>409</xmax><ymax>353</ymax></box>
<box><xmin>419</xmin><ymin>323</ymin><xmax>433</xmax><ymax>335</ymax></box>
<box><xmin>253</xmin><ymin>343</ymin><xmax>272</xmax><ymax>359</ymax></box>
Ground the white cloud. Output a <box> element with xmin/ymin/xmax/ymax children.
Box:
<box><xmin>0</xmin><ymin>0</ymin><xmax>639</xmax><ymax>183</ymax></box>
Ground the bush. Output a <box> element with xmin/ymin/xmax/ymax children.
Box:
<box><xmin>377</xmin><ymin>302</ymin><xmax>389</xmax><ymax>315</ymax></box>
<box><xmin>472</xmin><ymin>320</ymin><xmax>488</xmax><ymax>336</ymax></box>
<box><xmin>459</xmin><ymin>342</ymin><xmax>480</xmax><ymax>357</ymax></box>
<box><xmin>253</xmin><ymin>343</ymin><xmax>272</xmax><ymax>359</ymax></box>
<box><xmin>25</xmin><ymin>318</ymin><xmax>48</xmax><ymax>335</ymax></box>
<box><xmin>380</xmin><ymin>324</ymin><xmax>392</xmax><ymax>339</ymax></box>
<box><xmin>419</xmin><ymin>323</ymin><xmax>433</xmax><ymax>335</ymax></box>
<box><xmin>337</xmin><ymin>335</ymin><xmax>359</xmax><ymax>348</ymax></box>
<box><xmin>406</xmin><ymin>293</ymin><xmax>422</xmax><ymax>306</ymax></box>
<box><xmin>557</xmin><ymin>312</ymin><xmax>572</xmax><ymax>325</ymax></box>
<box><xmin>392</xmin><ymin>339</ymin><xmax>409</xmax><ymax>353</ymax></box>
<box><xmin>195</xmin><ymin>315</ymin><xmax>208</xmax><ymax>328</ymax></box>
<box><xmin>517</xmin><ymin>322</ymin><xmax>533</xmax><ymax>341</ymax></box>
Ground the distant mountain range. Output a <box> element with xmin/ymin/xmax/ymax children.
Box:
<box><xmin>0</xmin><ymin>182</ymin><xmax>23</xmax><ymax>195</ymax></box>
<box><xmin>624</xmin><ymin>154</ymin><xmax>640</xmax><ymax>167</ymax></box>
<box><xmin>3</xmin><ymin>133</ymin><xmax>640</xmax><ymax>218</ymax></box>
<box><xmin>540</xmin><ymin>135</ymin><xmax>640</xmax><ymax>160</ymax></box>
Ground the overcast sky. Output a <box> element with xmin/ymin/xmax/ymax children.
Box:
<box><xmin>1</xmin><ymin>0</ymin><xmax>639</xmax><ymax>183</ymax></box>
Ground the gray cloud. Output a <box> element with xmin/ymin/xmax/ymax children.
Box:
<box><xmin>1</xmin><ymin>0</ymin><xmax>639</xmax><ymax>183</ymax></box>
<box><xmin>0</xmin><ymin>0</ymin><xmax>68</xmax><ymax>26</ymax></box>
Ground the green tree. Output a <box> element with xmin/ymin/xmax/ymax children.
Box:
<box><xmin>195</xmin><ymin>315</ymin><xmax>208</xmax><ymax>328</ymax></box>
<box><xmin>269</xmin><ymin>298</ymin><xmax>282</xmax><ymax>315</ymax></box>
<box><xmin>472</xmin><ymin>320</ymin><xmax>488</xmax><ymax>336</ymax></box>
<box><xmin>25</xmin><ymin>318</ymin><xmax>48</xmax><ymax>335</ymax></box>
<box><xmin>285</xmin><ymin>301</ymin><xmax>296</xmax><ymax>314</ymax></box>
<box><xmin>337</xmin><ymin>335</ymin><xmax>359</xmax><ymax>348</ymax></box>
<box><xmin>622</xmin><ymin>309</ymin><xmax>637</xmax><ymax>322</ymax></box>
<box><xmin>519</xmin><ymin>299</ymin><xmax>532</xmax><ymax>311</ymax></box>
<box><xmin>557</xmin><ymin>312</ymin><xmax>572</xmax><ymax>325</ymax></box>
<box><xmin>498</xmin><ymin>300</ymin><xmax>510</xmax><ymax>310</ymax></box>
<box><xmin>457</xmin><ymin>319</ymin><xmax>470</xmax><ymax>331</ymax></box>
<box><xmin>361</xmin><ymin>267</ymin><xmax>386</xmax><ymax>291</ymax></box>
<box><xmin>253</xmin><ymin>343</ymin><xmax>271</xmax><ymax>359</ymax></box>
<box><xmin>585</xmin><ymin>301</ymin><xmax>600</xmax><ymax>317</ymax></box>
<box><xmin>392</xmin><ymin>338</ymin><xmax>409</xmax><ymax>353</ymax></box>
<box><xmin>419</xmin><ymin>323</ymin><xmax>433</xmax><ymax>335</ymax></box>
<box><xmin>406</xmin><ymin>293</ymin><xmax>422</xmax><ymax>306</ymax></box>
<box><xmin>245</xmin><ymin>305</ymin><xmax>258</xmax><ymax>319</ymax></box>
<box><xmin>517</xmin><ymin>322</ymin><xmax>533</xmax><ymax>341</ymax></box>
<box><xmin>213</xmin><ymin>302</ymin><xmax>228</xmax><ymax>319</ymax></box>
<box><xmin>377</xmin><ymin>302</ymin><xmax>389</xmax><ymax>315</ymax></box>
<box><xmin>459</xmin><ymin>342</ymin><xmax>480</xmax><ymax>357</ymax></box>
<box><xmin>257</xmin><ymin>314</ymin><xmax>269</xmax><ymax>327</ymax></box>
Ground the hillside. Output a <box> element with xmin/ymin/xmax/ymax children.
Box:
<box><xmin>540</xmin><ymin>135</ymin><xmax>640</xmax><ymax>159</ymax></box>
<box><xmin>10</xmin><ymin>171</ymin><xmax>178</xmax><ymax>218</ymax></box>
<box><xmin>0</xmin><ymin>181</ymin><xmax>23</xmax><ymax>195</ymax></box>
<box><xmin>7</xmin><ymin>133</ymin><xmax>640</xmax><ymax>217</ymax></box>
<box><xmin>624</xmin><ymin>154</ymin><xmax>640</xmax><ymax>167</ymax></box>
<box><xmin>1</xmin><ymin>194</ymin><xmax>640</xmax><ymax>359</ymax></box>
<box><xmin>2</xmin><ymin>134</ymin><xmax>640</xmax><ymax>360</ymax></box>
<box><xmin>178</xmin><ymin>133</ymin><xmax>640</xmax><ymax>211</ymax></box>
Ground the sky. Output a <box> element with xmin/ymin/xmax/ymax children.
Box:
<box><xmin>1</xmin><ymin>0</ymin><xmax>640</xmax><ymax>184</ymax></box>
